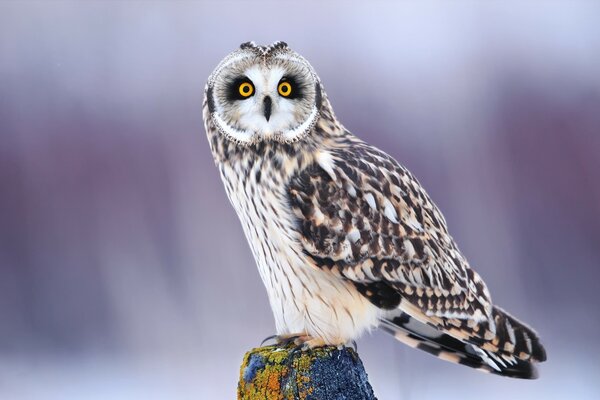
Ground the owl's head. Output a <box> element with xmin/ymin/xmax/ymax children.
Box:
<box><xmin>206</xmin><ymin>41</ymin><xmax>322</xmax><ymax>145</ymax></box>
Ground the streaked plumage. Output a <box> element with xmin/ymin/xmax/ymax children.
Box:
<box><xmin>203</xmin><ymin>41</ymin><xmax>546</xmax><ymax>378</ymax></box>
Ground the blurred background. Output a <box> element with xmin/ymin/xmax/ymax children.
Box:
<box><xmin>1</xmin><ymin>1</ymin><xmax>599</xmax><ymax>399</ymax></box>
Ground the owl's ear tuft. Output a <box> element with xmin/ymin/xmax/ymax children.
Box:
<box><xmin>271</xmin><ymin>41</ymin><xmax>288</xmax><ymax>50</ymax></box>
<box><xmin>240</xmin><ymin>41</ymin><xmax>257</xmax><ymax>50</ymax></box>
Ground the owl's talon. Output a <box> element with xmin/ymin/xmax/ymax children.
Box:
<box><xmin>288</xmin><ymin>344</ymin><xmax>304</xmax><ymax>360</ymax></box>
<box><xmin>279</xmin><ymin>335</ymin><xmax>302</xmax><ymax>347</ymax></box>
<box><xmin>260</xmin><ymin>334</ymin><xmax>278</xmax><ymax>346</ymax></box>
<box><xmin>350</xmin><ymin>340</ymin><xmax>358</xmax><ymax>352</ymax></box>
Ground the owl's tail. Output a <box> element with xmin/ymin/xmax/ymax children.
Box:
<box><xmin>381</xmin><ymin>307</ymin><xmax>546</xmax><ymax>379</ymax></box>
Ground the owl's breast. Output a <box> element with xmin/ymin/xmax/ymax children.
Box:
<box><xmin>217</xmin><ymin>156</ymin><xmax>380</xmax><ymax>344</ymax></box>
<box><xmin>218</xmin><ymin>156</ymin><xmax>302</xmax><ymax>287</ymax></box>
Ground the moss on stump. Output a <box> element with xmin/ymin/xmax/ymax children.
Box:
<box><xmin>238</xmin><ymin>344</ymin><xmax>377</xmax><ymax>400</ymax></box>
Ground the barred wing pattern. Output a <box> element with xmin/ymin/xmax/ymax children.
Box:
<box><xmin>288</xmin><ymin>137</ymin><xmax>546</xmax><ymax>378</ymax></box>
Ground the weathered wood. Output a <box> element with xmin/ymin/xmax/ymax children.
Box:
<box><xmin>238</xmin><ymin>344</ymin><xmax>377</xmax><ymax>400</ymax></box>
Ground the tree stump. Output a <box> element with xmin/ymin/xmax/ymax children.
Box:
<box><xmin>238</xmin><ymin>344</ymin><xmax>377</xmax><ymax>400</ymax></box>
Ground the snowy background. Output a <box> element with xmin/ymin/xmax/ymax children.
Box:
<box><xmin>1</xmin><ymin>1</ymin><xmax>599</xmax><ymax>399</ymax></box>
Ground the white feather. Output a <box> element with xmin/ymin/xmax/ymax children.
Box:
<box><xmin>365</xmin><ymin>193</ymin><xmax>376</xmax><ymax>210</ymax></box>
<box><xmin>316</xmin><ymin>150</ymin><xmax>337</xmax><ymax>182</ymax></box>
<box><xmin>383</xmin><ymin>198</ymin><xmax>399</xmax><ymax>223</ymax></box>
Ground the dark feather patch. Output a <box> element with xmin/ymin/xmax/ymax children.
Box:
<box><xmin>354</xmin><ymin>282</ymin><xmax>401</xmax><ymax>310</ymax></box>
<box><xmin>315</xmin><ymin>83</ymin><xmax>322</xmax><ymax>111</ymax></box>
<box><xmin>207</xmin><ymin>86</ymin><xmax>216</xmax><ymax>113</ymax></box>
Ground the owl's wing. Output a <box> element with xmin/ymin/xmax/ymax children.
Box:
<box><xmin>290</xmin><ymin>139</ymin><xmax>488</xmax><ymax>321</ymax></box>
<box><xmin>288</xmin><ymin>138</ymin><xmax>545</xmax><ymax>377</ymax></box>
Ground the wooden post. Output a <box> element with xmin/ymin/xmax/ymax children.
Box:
<box><xmin>238</xmin><ymin>344</ymin><xmax>377</xmax><ymax>399</ymax></box>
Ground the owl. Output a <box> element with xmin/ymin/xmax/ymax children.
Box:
<box><xmin>203</xmin><ymin>41</ymin><xmax>546</xmax><ymax>378</ymax></box>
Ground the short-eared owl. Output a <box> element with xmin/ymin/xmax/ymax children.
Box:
<box><xmin>203</xmin><ymin>41</ymin><xmax>546</xmax><ymax>378</ymax></box>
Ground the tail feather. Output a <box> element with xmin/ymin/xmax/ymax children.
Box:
<box><xmin>487</xmin><ymin>306</ymin><xmax>547</xmax><ymax>363</ymax></box>
<box><xmin>382</xmin><ymin>307</ymin><xmax>545</xmax><ymax>379</ymax></box>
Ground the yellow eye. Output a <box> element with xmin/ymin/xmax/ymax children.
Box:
<box><xmin>238</xmin><ymin>82</ymin><xmax>253</xmax><ymax>97</ymax></box>
<box><xmin>278</xmin><ymin>81</ymin><xmax>292</xmax><ymax>97</ymax></box>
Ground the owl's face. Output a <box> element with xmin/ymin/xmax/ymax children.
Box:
<box><xmin>206</xmin><ymin>42</ymin><xmax>321</xmax><ymax>144</ymax></box>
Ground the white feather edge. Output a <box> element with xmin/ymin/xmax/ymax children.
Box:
<box><xmin>211</xmin><ymin>105</ymin><xmax>319</xmax><ymax>145</ymax></box>
<box><xmin>316</xmin><ymin>149</ymin><xmax>337</xmax><ymax>181</ymax></box>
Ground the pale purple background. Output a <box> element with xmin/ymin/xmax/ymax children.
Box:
<box><xmin>1</xmin><ymin>1</ymin><xmax>599</xmax><ymax>399</ymax></box>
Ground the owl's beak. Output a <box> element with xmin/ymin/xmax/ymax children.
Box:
<box><xmin>263</xmin><ymin>96</ymin><xmax>272</xmax><ymax>122</ymax></box>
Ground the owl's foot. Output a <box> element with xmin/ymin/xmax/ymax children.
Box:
<box><xmin>293</xmin><ymin>336</ymin><xmax>326</xmax><ymax>350</ymax></box>
<box><xmin>261</xmin><ymin>334</ymin><xmax>356</xmax><ymax>352</ymax></box>
<box><xmin>260</xmin><ymin>333</ymin><xmax>308</xmax><ymax>347</ymax></box>
<box><xmin>292</xmin><ymin>336</ymin><xmax>357</xmax><ymax>352</ymax></box>
<box><xmin>261</xmin><ymin>333</ymin><xmax>324</xmax><ymax>350</ymax></box>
